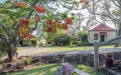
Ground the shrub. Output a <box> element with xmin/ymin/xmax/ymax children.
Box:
<box><xmin>65</xmin><ymin>37</ymin><xmax>72</xmax><ymax>46</ymax></box>
<box><xmin>23</xmin><ymin>58</ymin><xmax>32</xmax><ymax>65</ymax></box>
<box><xmin>39</xmin><ymin>42</ymin><xmax>43</xmax><ymax>46</ymax></box>
<box><xmin>23</xmin><ymin>39</ymin><xmax>30</xmax><ymax>46</ymax></box>
<box><xmin>78</xmin><ymin>31</ymin><xmax>88</xmax><ymax>42</ymax></box>
<box><xmin>32</xmin><ymin>40</ymin><xmax>38</xmax><ymax>47</ymax></box>
<box><xmin>0</xmin><ymin>41</ymin><xmax>7</xmax><ymax>57</ymax></box>
<box><xmin>76</xmin><ymin>41</ymin><xmax>81</xmax><ymax>46</ymax></box>
<box><xmin>77</xmin><ymin>42</ymin><xmax>90</xmax><ymax>46</ymax></box>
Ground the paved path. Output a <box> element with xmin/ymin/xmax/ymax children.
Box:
<box><xmin>18</xmin><ymin>47</ymin><xmax>121</xmax><ymax>57</ymax></box>
<box><xmin>18</xmin><ymin>47</ymin><xmax>47</xmax><ymax>56</ymax></box>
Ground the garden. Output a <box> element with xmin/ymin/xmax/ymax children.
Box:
<box><xmin>0</xmin><ymin>0</ymin><xmax>121</xmax><ymax>75</ymax></box>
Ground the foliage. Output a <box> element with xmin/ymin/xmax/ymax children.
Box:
<box><xmin>23</xmin><ymin>39</ymin><xmax>30</xmax><ymax>46</ymax></box>
<box><xmin>0</xmin><ymin>0</ymin><xmax>80</xmax><ymax>61</ymax></box>
<box><xmin>8</xmin><ymin>64</ymin><xmax>105</xmax><ymax>75</ymax></box>
<box><xmin>78</xmin><ymin>31</ymin><xmax>88</xmax><ymax>42</ymax></box>
<box><xmin>77</xmin><ymin>42</ymin><xmax>90</xmax><ymax>46</ymax></box>
<box><xmin>71</xmin><ymin>36</ymin><xmax>78</xmax><ymax>45</ymax></box>
<box><xmin>0</xmin><ymin>41</ymin><xmax>7</xmax><ymax>57</ymax></box>
<box><xmin>23</xmin><ymin>58</ymin><xmax>32</xmax><ymax>65</ymax></box>
<box><xmin>54</xmin><ymin>34</ymin><xmax>72</xmax><ymax>46</ymax></box>
<box><xmin>65</xmin><ymin>36</ymin><xmax>72</xmax><ymax>46</ymax></box>
<box><xmin>32</xmin><ymin>40</ymin><xmax>38</xmax><ymax>47</ymax></box>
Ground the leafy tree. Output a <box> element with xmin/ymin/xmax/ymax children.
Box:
<box><xmin>54</xmin><ymin>34</ymin><xmax>72</xmax><ymax>46</ymax></box>
<box><xmin>0</xmin><ymin>0</ymin><xmax>77</xmax><ymax>62</ymax></box>
<box><xmin>78</xmin><ymin>30</ymin><xmax>88</xmax><ymax>42</ymax></box>
<box><xmin>83</xmin><ymin>0</ymin><xmax>121</xmax><ymax>46</ymax></box>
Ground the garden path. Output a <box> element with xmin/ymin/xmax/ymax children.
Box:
<box><xmin>18</xmin><ymin>47</ymin><xmax>121</xmax><ymax>57</ymax></box>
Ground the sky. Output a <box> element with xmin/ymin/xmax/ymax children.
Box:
<box><xmin>0</xmin><ymin>0</ymin><xmax>5</xmax><ymax>3</ymax></box>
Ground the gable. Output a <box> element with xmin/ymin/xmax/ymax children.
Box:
<box><xmin>90</xmin><ymin>24</ymin><xmax>114</xmax><ymax>31</ymax></box>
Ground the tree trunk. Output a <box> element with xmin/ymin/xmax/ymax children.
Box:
<box><xmin>7</xmin><ymin>46</ymin><xmax>18</xmax><ymax>62</ymax></box>
<box><xmin>115</xmin><ymin>20</ymin><xmax>121</xmax><ymax>47</ymax></box>
<box><xmin>115</xmin><ymin>29</ymin><xmax>120</xmax><ymax>47</ymax></box>
<box><xmin>117</xmin><ymin>29</ymin><xmax>121</xmax><ymax>46</ymax></box>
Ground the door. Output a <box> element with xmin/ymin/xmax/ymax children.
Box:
<box><xmin>100</xmin><ymin>35</ymin><xmax>105</xmax><ymax>42</ymax></box>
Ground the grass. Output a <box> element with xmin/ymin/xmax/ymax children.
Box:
<box><xmin>18</xmin><ymin>47</ymin><xmax>29</xmax><ymax>51</ymax></box>
<box><xmin>8</xmin><ymin>64</ymin><xmax>105</xmax><ymax>75</ymax></box>
<box><xmin>33</xmin><ymin>45</ymin><xmax>114</xmax><ymax>54</ymax></box>
<box><xmin>14</xmin><ymin>45</ymin><xmax>111</xmax><ymax>75</ymax></box>
<box><xmin>15</xmin><ymin>45</ymin><xmax>114</xmax><ymax>75</ymax></box>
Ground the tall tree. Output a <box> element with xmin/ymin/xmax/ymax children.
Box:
<box><xmin>84</xmin><ymin>0</ymin><xmax>121</xmax><ymax>46</ymax></box>
<box><xmin>0</xmin><ymin>0</ymin><xmax>76</xmax><ymax>62</ymax></box>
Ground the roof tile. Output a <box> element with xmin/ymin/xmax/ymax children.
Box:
<box><xmin>90</xmin><ymin>24</ymin><xmax>113</xmax><ymax>31</ymax></box>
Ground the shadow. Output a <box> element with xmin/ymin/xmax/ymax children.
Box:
<box><xmin>8</xmin><ymin>64</ymin><xmax>61</xmax><ymax>75</ymax></box>
<box><xmin>72</xmin><ymin>64</ymin><xmax>105</xmax><ymax>75</ymax></box>
<box><xmin>69</xmin><ymin>45</ymin><xmax>94</xmax><ymax>48</ymax></box>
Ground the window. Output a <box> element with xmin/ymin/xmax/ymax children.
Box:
<box><xmin>94</xmin><ymin>36</ymin><xmax>98</xmax><ymax>40</ymax></box>
<box><xmin>94</xmin><ymin>33</ymin><xmax>98</xmax><ymax>40</ymax></box>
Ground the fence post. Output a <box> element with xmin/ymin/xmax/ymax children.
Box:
<box><xmin>94</xmin><ymin>42</ymin><xmax>99</xmax><ymax>72</ymax></box>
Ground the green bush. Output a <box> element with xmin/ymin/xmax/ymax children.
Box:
<box><xmin>65</xmin><ymin>37</ymin><xmax>72</xmax><ymax>46</ymax></box>
<box><xmin>73</xmin><ymin>41</ymin><xmax>80</xmax><ymax>45</ymax></box>
<box><xmin>54</xmin><ymin>34</ymin><xmax>74</xmax><ymax>46</ymax></box>
<box><xmin>23</xmin><ymin>58</ymin><xmax>32</xmax><ymax>65</ymax></box>
<box><xmin>77</xmin><ymin>42</ymin><xmax>90</xmax><ymax>46</ymax></box>
<box><xmin>32</xmin><ymin>40</ymin><xmax>38</xmax><ymax>47</ymax></box>
<box><xmin>0</xmin><ymin>41</ymin><xmax>7</xmax><ymax>57</ymax></box>
<box><xmin>23</xmin><ymin>39</ymin><xmax>30</xmax><ymax>46</ymax></box>
<box><xmin>78</xmin><ymin>31</ymin><xmax>88</xmax><ymax>42</ymax></box>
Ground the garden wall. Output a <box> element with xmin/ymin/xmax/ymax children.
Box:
<box><xmin>39</xmin><ymin>49</ymin><xmax>121</xmax><ymax>67</ymax></box>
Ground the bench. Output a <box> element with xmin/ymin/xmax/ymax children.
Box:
<box><xmin>61</xmin><ymin>63</ymin><xmax>90</xmax><ymax>75</ymax></box>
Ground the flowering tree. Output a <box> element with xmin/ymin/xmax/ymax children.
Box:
<box><xmin>0</xmin><ymin>0</ymin><xmax>77</xmax><ymax>62</ymax></box>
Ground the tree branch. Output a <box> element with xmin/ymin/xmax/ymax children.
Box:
<box><xmin>58</xmin><ymin>0</ymin><xmax>84</xmax><ymax>10</ymax></box>
<box><xmin>26</xmin><ymin>0</ymin><xmax>39</xmax><ymax>19</ymax></box>
<box><xmin>85</xmin><ymin>2</ymin><xmax>117</xmax><ymax>24</ymax></box>
<box><xmin>0</xmin><ymin>34</ymin><xmax>8</xmax><ymax>43</ymax></box>
<box><xmin>0</xmin><ymin>22</ymin><xmax>13</xmax><ymax>43</ymax></box>
<box><xmin>99</xmin><ymin>35</ymin><xmax>121</xmax><ymax>46</ymax></box>
<box><xmin>15</xmin><ymin>37</ymin><xmax>23</xmax><ymax>46</ymax></box>
<box><xmin>32</xmin><ymin>22</ymin><xmax>38</xmax><ymax>31</ymax></box>
<box><xmin>13</xmin><ymin>0</ymin><xmax>40</xmax><ymax>46</ymax></box>
<box><xmin>0</xmin><ymin>5</ymin><xmax>11</xmax><ymax>9</ymax></box>
<box><xmin>111</xmin><ymin>0</ymin><xmax>121</xmax><ymax>9</ymax></box>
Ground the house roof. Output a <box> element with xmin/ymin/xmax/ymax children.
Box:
<box><xmin>90</xmin><ymin>24</ymin><xmax>114</xmax><ymax>31</ymax></box>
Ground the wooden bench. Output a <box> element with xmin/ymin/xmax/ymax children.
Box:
<box><xmin>61</xmin><ymin>63</ymin><xmax>90</xmax><ymax>75</ymax></box>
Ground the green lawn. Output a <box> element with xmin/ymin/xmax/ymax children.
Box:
<box><xmin>33</xmin><ymin>45</ymin><xmax>114</xmax><ymax>54</ymax></box>
<box><xmin>18</xmin><ymin>47</ymin><xmax>29</xmax><ymax>51</ymax></box>
<box><xmin>8</xmin><ymin>64</ymin><xmax>105</xmax><ymax>75</ymax></box>
<box><xmin>14</xmin><ymin>45</ymin><xmax>113</xmax><ymax>75</ymax></box>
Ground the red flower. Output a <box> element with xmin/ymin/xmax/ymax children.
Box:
<box><xmin>80</xmin><ymin>0</ymin><xmax>85</xmax><ymax>2</ymax></box>
<box><xmin>26</xmin><ymin>33</ymin><xmax>32</xmax><ymax>39</ymax></box>
<box><xmin>16</xmin><ymin>2</ymin><xmax>28</xmax><ymax>8</ymax></box>
<box><xmin>85</xmin><ymin>1</ymin><xmax>89</xmax><ymax>6</ymax></box>
<box><xmin>34</xmin><ymin>16</ymin><xmax>40</xmax><ymax>22</ymax></box>
<box><xmin>20</xmin><ymin>19</ymin><xmax>30</xmax><ymax>26</ymax></box>
<box><xmin>62</xmin><ymin>23</ymin><xmax>69</xmax><ymax>30</ymax></box>
<box><xmin>34</xmin><ymin>6</ymin><xmax>46</xmax><ymax>13</ymax></box>
<box><xmin>8</xmin><ymin>0</ymin><xmax>12</xmax><ymax>2</ymax></box>
<box><xmin>46</xmin><ymin>19</ymin><xmax>53</xmax><ymax>25</ymax></box>
<box><xmin>65</xmin><ymin>18</ymin><xmax>73</xmax><ymax>25</ymax></box>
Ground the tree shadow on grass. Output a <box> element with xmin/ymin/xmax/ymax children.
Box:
<box><xmin>8</xmin><ymin>64</ymin><xmax>61</xmax><ymax>75</ymax></box>
<box><xmin>8</xmin><ymin>63</ymin><xmax>105</xmax><ymax>75</ymax></box>
<box><xmin>72</xmin><ymin>64</ymin><xmax>105</xmax><ymax>75</ymax></box>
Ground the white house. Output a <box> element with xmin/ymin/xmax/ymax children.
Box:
<box><xmin>88</xmin><ymin>24</ymin><xmax>116</xmax><ymax>43</ymax></box>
